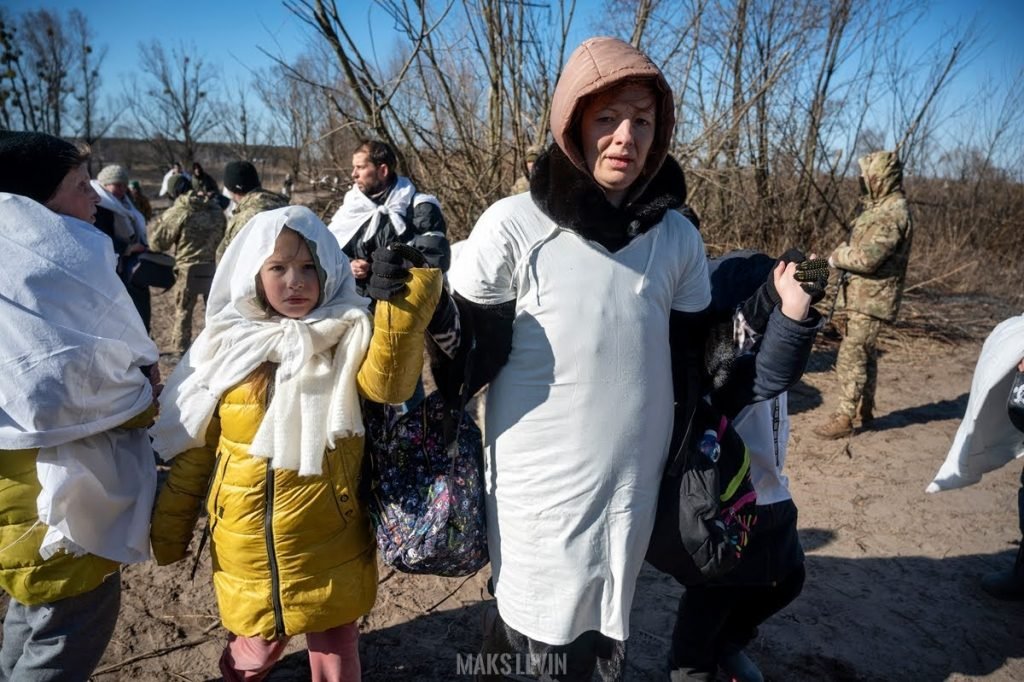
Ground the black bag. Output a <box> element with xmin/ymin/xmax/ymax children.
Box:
<box><xmin>645</xmin><ymin>400</ymin><xmax>758</xmax><ymax>585</ymax></box>
<box><xmin>1009</xmin><ymin>370</ymin><xmax>1024</xmax><ymax>433</ymax></box>
<box><xmin>129</xmin><ymin>251</ymin><xmax>177</xmax><ymax>290</ymax></box>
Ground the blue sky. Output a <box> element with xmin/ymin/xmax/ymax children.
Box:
<box><xmin>4</xmin><ymin>0</ymin><xmax>1023</xmax><ymax>161</ymax></box>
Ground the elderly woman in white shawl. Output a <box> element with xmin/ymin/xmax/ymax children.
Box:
<box><xmin>149</xmin><ymin>205</ymin><xmax>441</xmax><ymax>681</ymax></box>
<box><xmin>0</xmin><ymin>131</ymin><xmax>160</xmax><ymax>678</ymax></box>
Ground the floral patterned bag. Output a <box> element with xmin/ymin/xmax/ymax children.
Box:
<box><xmin>363</xmin><ymin>392</ymin><xmax>489</xmax><ymax>577</ymax></box>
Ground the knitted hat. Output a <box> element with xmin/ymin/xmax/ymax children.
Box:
<box><xmin>0</xmin><ymin>131</ymin><xmax>82</xmax><ymax>203</ymax></box>
<box><xmin>223</xmin><ymin>160</ymin><xmax>260</xmax><ymax>194</ymax></box>
<box><xmin>97</xmin><ymin>164</ymin><xmax>129</xmax><ymax>185</ymax></box>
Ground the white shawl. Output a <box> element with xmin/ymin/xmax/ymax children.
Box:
<box><xmin>327</xmin><ymin>176</ymin><xmax>441</xmax><ymax>248</ymax></box>
<box><xmin>91</xmin><ymin>180</ymin><xmax>148</xmax><ymax>246</ymax></box>
<box><xmin>0</xmin><ymin>193</ymin><xmax>159</xmax><ymax>564</ymax></box>
<box><xmin>150</xmin><ymin>205</ymin><xmax>372</xmax><ymax>476</ymax></box>
<box><xmin>927</xmin><ymin>314</ymin><xmax>1024</xmax><ymax>492</ymax></box>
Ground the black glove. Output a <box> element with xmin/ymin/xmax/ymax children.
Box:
<box><xmin>766</xmin><ymin>248</ymin><xmax>829</xmax><ymax>306</ymax></box>
<box><xmin>794</xmin><ymin>257</ymin><xmax>830</xmax><ymax>304</ymax></box>
<box><xmin>365</xmin><ymin>243</ymin><xmax>426</xmax><ymax>301</ymax></box>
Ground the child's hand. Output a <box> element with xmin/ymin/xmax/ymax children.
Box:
<box><xmin>773</xmin><ymin>260</ymin><xmax>812</xmax><ymax>321</ymax></box>
<box><xmin>350</xmin><ymin>258</ymin><xmax>371</xmax><ymax>280</ymax></box>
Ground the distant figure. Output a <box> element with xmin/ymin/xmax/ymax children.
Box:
<box><xmin>159</xmin><ymin>162</ymin><xmax>190</xmax><ymax>197</ymax></box>
<box><xmin>510</xmin><ymin>144</ymin><xmax>541</xmax><ymax>195</ymax></box>
<box><xmin>92</xmin><ymin>164</ymin><xmax>152</xmax><ymax>330</ymax></box>
<box><xmin>327</xmin><ymin>140</ymin><xmax>447</xmax><ymax>295</ymax></box>
<box><xmin>148</xmin><ymin>173</ymin><xmax>226</xmax><ymax>357</ymax></box>
<box><xmin>191</xmin><ymin>161</ymin><xmax>219</xmax><ymax>196</ymax></box>
<box><xmin>815</xmin><ymin>150</ymin><xmax>913</xmax><ymax>440</ymax></box>
<box><xmin>129</xmin><ymin>180</ymin><xmax>153</xmax><ymax>221</ymax></box>
<box><xmin>215</xmin><ymin>160</ymin><xmax>289</xmax><ymax>261</ymax></box>
<box><xmin>282</xmin><ymin>173</ymin><xmax>294</xmax><ymax>199</ymax></box>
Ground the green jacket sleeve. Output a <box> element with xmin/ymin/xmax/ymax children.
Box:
<box><xmin>831</xmin><ymin>204</ymin><xmax>907</xmax><ymax>275</ymax></box>
<box><xmin>148</xmin><ymin>201</ymin><xmax>186</xmax><ymax>254</ymax></box>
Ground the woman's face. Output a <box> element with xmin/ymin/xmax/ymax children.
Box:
<box><xmin>45</xmin><ymin>162</ymin><xmax>99</xmax><ymax>222</ymax></box>
<box><xmin>579</xmin><ymin>82</ymin><xmax>657</xmax><ymax>207</ymax></box>
<box><xmin>258</xmin><ymin>229</ymin><xmax>320</xmax><ymax>318</ymax></box>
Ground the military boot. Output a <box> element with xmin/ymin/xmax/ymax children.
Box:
<box><xmin>858</xmin><ymin>397</ymin><xmax>875</xmax><ymax>426</ymax></box>
<box><xmin>981</xmin><ymin>546</ymin><xmax>1024</xmax><ymax>601</ymax></box>
<box><xmin>813</xmin><ymin>413</ymin><xmax>854</xmax><ymax>440</ymax></box>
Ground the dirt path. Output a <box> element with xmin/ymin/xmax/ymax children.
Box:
<box><xmin>83</xmin><ymin>292</ymin><xmax>1024</xmax><ymax>681</ymax></box>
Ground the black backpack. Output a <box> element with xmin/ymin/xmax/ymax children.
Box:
<box><xmin>645</xmin><ymin>399</ymin><xmax>758</xmax><ymax>585</ymax></box>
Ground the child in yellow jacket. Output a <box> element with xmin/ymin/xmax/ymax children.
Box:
<box><xmin>149</xmin><ymin>205</ymin><xmax>441</xmax><ymax>681</ymax></box>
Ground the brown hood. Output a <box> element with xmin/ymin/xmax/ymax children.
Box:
<box><xmin>549</xmin><ymin>37</ymin><xmax>675</xmax><ymax>201</ymax></box>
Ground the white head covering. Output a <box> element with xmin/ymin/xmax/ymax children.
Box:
<box><xmin>0</xmin><ymin>193</ymin><xmax>158</xmax><ymax>564</ymax></box>
<box><xmin>327</xmin><ymin>175</ymin><xmax>441</xmax><ymax>248</ymax></box>
<box><xmin>151</xmin><ymin>205</ymin><xmax>373</xmax><ymax>476</ymax></box>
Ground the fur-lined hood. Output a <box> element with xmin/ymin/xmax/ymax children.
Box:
<box><xmin>529</xmin><ymin>143</ymin><xmax>688</xmax><ymax>252</ymax></box>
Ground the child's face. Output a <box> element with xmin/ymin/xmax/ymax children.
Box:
<box><xmin>258</xmin><ymin>229</ymin><xmax>319</xmax><ymax>318</ymax></box>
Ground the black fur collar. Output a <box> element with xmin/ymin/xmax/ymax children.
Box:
<box><xmin>529</xmin><ymin>145</ymin><xmax>688</xmax><ymax>252</ymax></box>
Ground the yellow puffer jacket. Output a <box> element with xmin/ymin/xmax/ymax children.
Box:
<box><xmin>0</xmin><ymin>405</ymin><xmax>157</xmax><ymax>606</ymax></box>
<box><xmin>150</xmin><ymin>268</ymin><xmax>442</xmax><ymax>639</ymax></box>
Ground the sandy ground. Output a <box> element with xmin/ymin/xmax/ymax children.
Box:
<box><xmin>32</xmin><ymin>274</ymin><xmax>1022</xmax><ymax>680</ymax></box>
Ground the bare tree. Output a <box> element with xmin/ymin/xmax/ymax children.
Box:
<box><xmin>255</xmin><ymin>58</ymin><xmax>321</xmax><ymax>183</ymax></box>
<box><xmin>20</xmin><ymin>9</ymin><xmax>76</xmax><ymax>135</ymax></box>
<box><xmin>68</xmin><ymin>10</ymin><xmax>113</xmax><ymax>162</ymax></box>
<box><xmin>127</xmin><ymin>42</ymin><xmax>219</xmax><ymax>165</ymax></box>
<box><xmin>216</xmin><ymin>82</ymin><xmax>263</xmax><ymax>161</ymax></box>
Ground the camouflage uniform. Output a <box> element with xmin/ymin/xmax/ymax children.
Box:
<box><xmin>215</xmin><ymin>188</ymin><xmax>289</xmax><ymax>261</ymax></box>
<box><xmin>149</xmin><ymin>191</ymin><xmax>227</xmax><ymax>354</ymax></box>
<box><xmin>821</xmin><ymin>151</ymin><xmax>913</xmax><ymax>433</ymax></box>
<box><xmin>509</xmin><ymin>144</ymin><xmax>541</xmax><ymax>196</ymax></box>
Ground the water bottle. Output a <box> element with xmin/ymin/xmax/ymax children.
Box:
<box><xmin>699</xmin><ymin>429</ymin><xmax>721</xmax><ymax>463</ymax></box>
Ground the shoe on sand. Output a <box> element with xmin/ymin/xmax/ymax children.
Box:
<box><xmin>813</xmin><ymin>413</ymin><xmax>854</xmax><ymax>440</ymax></box>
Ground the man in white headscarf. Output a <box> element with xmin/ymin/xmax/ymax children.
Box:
<box><xmin>327</xmin><ymin>139</ymin><xmax>448</xmax><ymax>295</ymax></box>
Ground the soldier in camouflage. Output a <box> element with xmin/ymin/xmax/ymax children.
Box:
<box><xmin>148</xmin><ymin>175</ymin><xmax>227</xmax><ymax>356</ymax></box>
<box><xmin>215</xmin><ymin>160</ymin><xmax>289</xmax><ymax>261</ymax></box>
<box><xmin>509</xmin><ymin>144</ymin><xmax>541</xmax><ymax>195</ymax></box>
<box><xmin>815</xmin><ymin>150</ymin><xmax>913</xmax><ymax>439</ymax></box>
